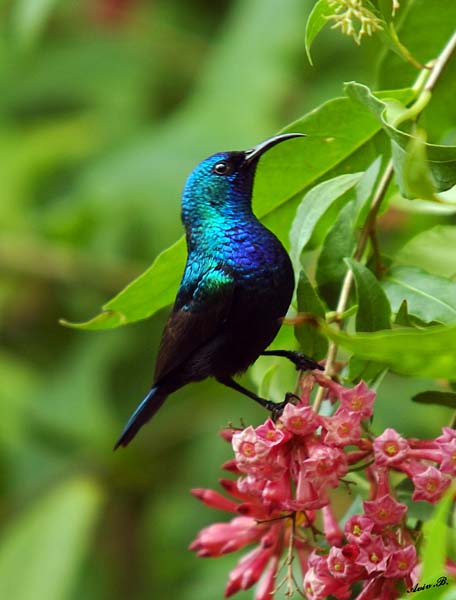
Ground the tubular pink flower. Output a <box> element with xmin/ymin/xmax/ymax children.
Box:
<box><xmin>363</xmin><ymin>494</ymin><xmax>407</xmax><ymax>527</ymax></box>
<box><xmin>385</xmin><ymin>545</ymin><xmax>417</xmax><ymax>578</ymax></box>
<box><xmin>322</xmin><ymin>504</ymin><xmax>344</xmax><ymax>546</ymax></box>
<box><xmin>344</xmin><ymin>515</ymin><xmax>375</xmax><ymax>545</ymax></box>
<box><xmin>224</xmin><ymin>545</ymin><xmax>274</xmax><ymax>597</ymax></box>
<box><xmin>411</xmin><ymin>465</ymin><xmax>451</xmax><ymax>503</ymax></box>
<box><xmin>338</xmin><ymin>381</ymin><xmax>376</xmax><ymax>419</ymax></box>
<box><xmin>254</xmin><ymin>554</ymin><xmax>279</xmax><ymax>600</ymax></box>
<box><xmin>189</xmin><ymin>515</ymin><xmax>262</xmax><ymax>557</ymax></box>
<box><xmin>438</xmin><ymin>439</ymin><xmax>456</xmax><ymax>475</ymax></box>
<box><xmin>373</xmin><ymin>428</ymin><xmax>410</xmax><ymax>466</ymax></box>
<box><xmin>261</xmin><ymin>471</ymin><xmax>292</xmax><ymax>509</ymax></box>
<box><xmin>407</xmin><ymin>448</ymin><xmax>442</xmax><ymax>462</ymax></box>
<box><xmin>279</xmin><ymin>402</ymin><xmax>320</xmax><ymax>436</ymax></box>
<box><xmin>191</xmin><ymin>488</ymin><xmax>239</xmax><ymax>513</ymax></box>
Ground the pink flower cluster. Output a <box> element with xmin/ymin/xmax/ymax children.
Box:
<box><xmin>189</xmin><ymin>374</ymin><xmax>455</xmax><ymax>599</ymax></box>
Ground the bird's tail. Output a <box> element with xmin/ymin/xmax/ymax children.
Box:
<box><xmin>114</xmin><ymin>385</ymin><xmax>168</xmax><ymax>449</ymax></box>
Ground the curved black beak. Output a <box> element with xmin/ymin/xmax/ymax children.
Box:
<box><xmin>243</xmin><ymin>133</ymin><xmax>306</xmax><ymax>164</ymax></box>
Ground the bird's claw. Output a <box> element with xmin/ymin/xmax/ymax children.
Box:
<box><xmin>269</xmin><ymin>392</ymin><xmax>300</xmax><ymax>421</ymax></box>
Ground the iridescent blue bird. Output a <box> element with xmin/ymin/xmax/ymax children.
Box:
<box><xmin>115</xmin><ymin>134</ymin><xmax>321</xmax><ymax>449</ymax></box>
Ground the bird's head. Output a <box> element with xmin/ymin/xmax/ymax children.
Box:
<box><xmin>181</xmin><ymin>133</ymin><xmax>305</xmax><ymax>225</ymax></box>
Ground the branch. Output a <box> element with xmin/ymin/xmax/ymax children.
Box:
<box><xmin>312</xmin><ymin>31</ymin><xmax>456</xmax><ymax>412</ymax></box>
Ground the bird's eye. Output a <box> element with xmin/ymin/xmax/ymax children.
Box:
<box><xmin>213</xmin><ymin>161</ymin><xmax>231</xmax><ymax>175</ymax></box>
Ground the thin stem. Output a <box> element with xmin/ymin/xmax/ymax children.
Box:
<box><xmin>424</xmin><ymin>31</ymin><xmax>456</xmax><ymax>93</ymax></box>
<box><xmin>312</xmin><ymin>31</ymin><xmax>456</xmax><ymax>412</ymax></box>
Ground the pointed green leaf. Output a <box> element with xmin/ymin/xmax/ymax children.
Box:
<box><xmin>61</xmin><ymin>238</ymin><xmax>185</xmax><ymax>330</ymax></box>
<box><xmin>259</xmin><ymin>363</ymin><xmax>280</xmax><ymax>399</ymax></box>
<box><xmin>345</xmin><ymin>259</ymin><xmax>391</xmax><ymax>331</ymax></box>
<box><xmin>353</xmin><ymin>156</ymin><xmax>383</xmax><ymax>227</ymax></box>
<box><xmin>382</xmin><ymin>266</ymin><xmax>456</xmax><ymax>325</ymax></box>
<box><xmin>393</xmin><ymin>129</ymin><xmax>439</xmax><ymax>201</ymax></box>
<box><xmin>295</xmin><ymin>270</ymin><xmax>328</xmax><ymax>360</ymax></box>
<box><xmin>323</xmin><ymin>321</ymin><xmax>456</xmax><ymax>379</ymax></box>
<box><xmin>395</xmin><ymin>225</ymin><xmax>456</xmax><ymax>280</ymax></box>
<box><xmin>290</xmin><ymin>172</ymin><xmax>362</xmax><ymax>266</ymax></box>
<box><xmin>315</xmin><ymin>202</ymin><xmax>356</xmax><ymax>309</ymax></box>
<box><xmin>412</xmin><ymin>390</ymin><xmax>456</xmax><ymax>410</ymax></box>
<box><xmin>420</xmin><ymin>483</ymin><xmax>456</xmax><ymax>593</ymax></box>
<box><xmin>304</xmin><ymin>0</ymin><xmax>333</xmax><ymax>65</ymax></box>
<box><xmin>0</xmin><ymin>478</ymin><xmax>103</xmax><ymax>600</ymax></box>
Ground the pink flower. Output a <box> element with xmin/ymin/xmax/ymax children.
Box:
<box><xmin>373</xmin><ymin>428</ymin><xmax>410</xmax><ymax>466</ymax></box>
<box><xmin>438</xmin><ymin>439</ymin><xmax>456</xmax><ymax>475</ymax></box>
<box><xmin>322</xmin><ymin>504</ymin><xmax>343</xmax><ymax>546</ymax></box>
<box><xmin>307</xmin><ymin>444</ymin><xmax>348</xmax><ymax>484</ymax></box>
<box><xmin>189</xmin><ymin>516</ymin><xmax>262</xmax><ymax>557</ymax></box>
<box><xmin>436</xmin><ymin>426</ymin><xmax>456</xmax><ymax>444</ymax></box>
<box><xmin>344</xmin><ymin>515</ymin><xmax>375</xmax><ymax>545</ymax></box>
<box><xmin>225</xmin><ymin>545</ymin><xmax>274</xmax><ymax>597</ymax></box>
<box><xmin>411</xmin><ymin>465</ymin><xmax>451</xmax><ymax>503</ymax></box>
<box><xmin>327</xmin><ymin>545</ymin><xmax>363</xmax><ymax>580</ymax></box>
<box><xmin>255</xmin><ymin>418</ymin><xmax>291</xmax><ymax>447</ymax></box>
<box><xmin>232</xmin><ymin>426</ymin><xmax>270</xmax><ymax>466</ymax></box>
<box><xmin>356</xmin><ymin>538</ymin><xmax>389</xmax><ymax>574</ymax></box>
<box><xmin>254</xmin><ymin>554</ymin><xmax>279</xmax><ymax>600</ymax></box>
<box><xmin>338</xmin><ymin>381</ymin><xmax>376</xmax><ymax>419</ymax></box>
<box><xmin>322</xmin><ymin>412</ymin><xmax>362</xmax><ymax>447</ymax></box>
<box><xmin>303</xmin><ymin>566</ymin><xmax>352</xmax><ymax>600</ymax></box>
<box><xmin>363</xmin><ymin>494</ymin><xmax>407</xmax><ymax>527</ymax></box>
<box><xmin>385</xmin><ymin>545</ymin><xmax>417</xmax><ymax>578</ymax></box>
<box><xmin>279</xmin><ymin>402</ymin><xmax>320</xmax><ymax>436</ymax></box>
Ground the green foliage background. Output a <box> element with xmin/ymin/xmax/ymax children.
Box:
<box><xmin>1</xmin><ymin>1</ymin><xmax>455</xmax><ymax>599</ymax></box>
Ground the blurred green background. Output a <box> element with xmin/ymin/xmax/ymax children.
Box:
<box><xmin>0</xmin><ymin>1</ymin><xmax>454</xmax><ymax>599</ymax></box>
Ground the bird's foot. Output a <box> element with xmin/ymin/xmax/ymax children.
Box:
<box><xmin>268</xmin><ymin>392</ymin><xmax>300</xmax><ymax>421</ymax></box>
<box><xmin>288</xmin><ymin>351</ymin><xmax>323</xmax><ymax>372</ymax></box>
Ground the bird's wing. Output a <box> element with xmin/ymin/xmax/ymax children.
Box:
<box><xmin>153</xmin><ymin>266</ymin><xmax>235</xmax><ymax>383</ymax></box>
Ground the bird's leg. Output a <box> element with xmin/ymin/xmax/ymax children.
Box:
<box><xmin>218</xmin><ymin>377</ymin><xmax>294</xmax><ymax>419</ymax></box>
<box><xmin>261</xmin><ymin>350</ymin><xmax>323</xmax><ymax>371</ymax></box>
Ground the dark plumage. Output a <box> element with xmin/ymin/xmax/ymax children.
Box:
<box><xmin>115</xmin><ymin>134</ymin><xmax>321</xmax><ymax>449</ymax></box>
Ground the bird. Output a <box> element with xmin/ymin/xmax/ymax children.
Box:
<box><xmin>115</xmin><ymin>133</ymin><xmax>321</xmax><ymax>449</ymax></box>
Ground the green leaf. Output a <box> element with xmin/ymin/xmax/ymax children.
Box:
<box><xmin>353</xmin><ymin>156</ymin><xmax>383</xmax><ymax>227</ymax></box>
<box><xmin>61</xmin><ymin>238</ymin><xmax>185</xmax><ymax>330</ymax></box>
<box><xmin>304</xmin><ymin>0</ymin><xmax>333</xmax><ymax>65</ymax></box>
<box><xmin>419</xmin><ymin>483</ymin><xmax>456</xmax><ymax>596</ymax></box>
<box><xmin>11</xmin><ymin>0</ymin><xmax>61</xmax><ymax>49</ymax></box>
<box><xmin>394</xmin><ymin>128</ymin><xmax>439</xmax><ymax>201</ymax></box>
<box><xmin>382</xmin><ymin>266</ymin><xmax>456</xmax><ymax>324</ymax></box>
<box><xmin>258</xmin><ymin>363</ymin><xmax>279</xmax><ymax>399</ymax></box>
<box><xmin>315</xmin><ymin>202</ymin><xmax>356</xmax><ymax>309</ymax></box>
<box><xmin>345</xmin><ymin>81</ymin><xmax>456</xmax><ymax>193</ymax></box>
<box><xmin>395</xmin><ymin>225</ymin><xmax>456</xmax><ymax>279</ymax></box>
<box><xmin>64</xmin><ymin>88</ymin><xmax>415</xmax><ymax>331</ymax></box>
<box><xmin>295</xmin><ymin>270</ymin><xmax>328</xmax><ymax>360</ymax></box>
<box><xmin>412</xmin><ymin>390</ymin><xmax>456</xmax><ymax>409</ymax></box>
<box><xmin>290</xmin><ymin>172</ymin><xmax>362</xmax><ymax>267</ymax></box>
<box><xmin>345</xmin><ymin>259</ymin><xmax>391</xmax><ymax>331</ymax></box>
<box><xmin>323</xmin><ymin>321</ymin><xmax>456</xmax><ymax>379</ymax></box>
<box><xmin>0</xmin><ymin>477</ymin><xmax>103</xmax><ymax>600</ymax></box>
